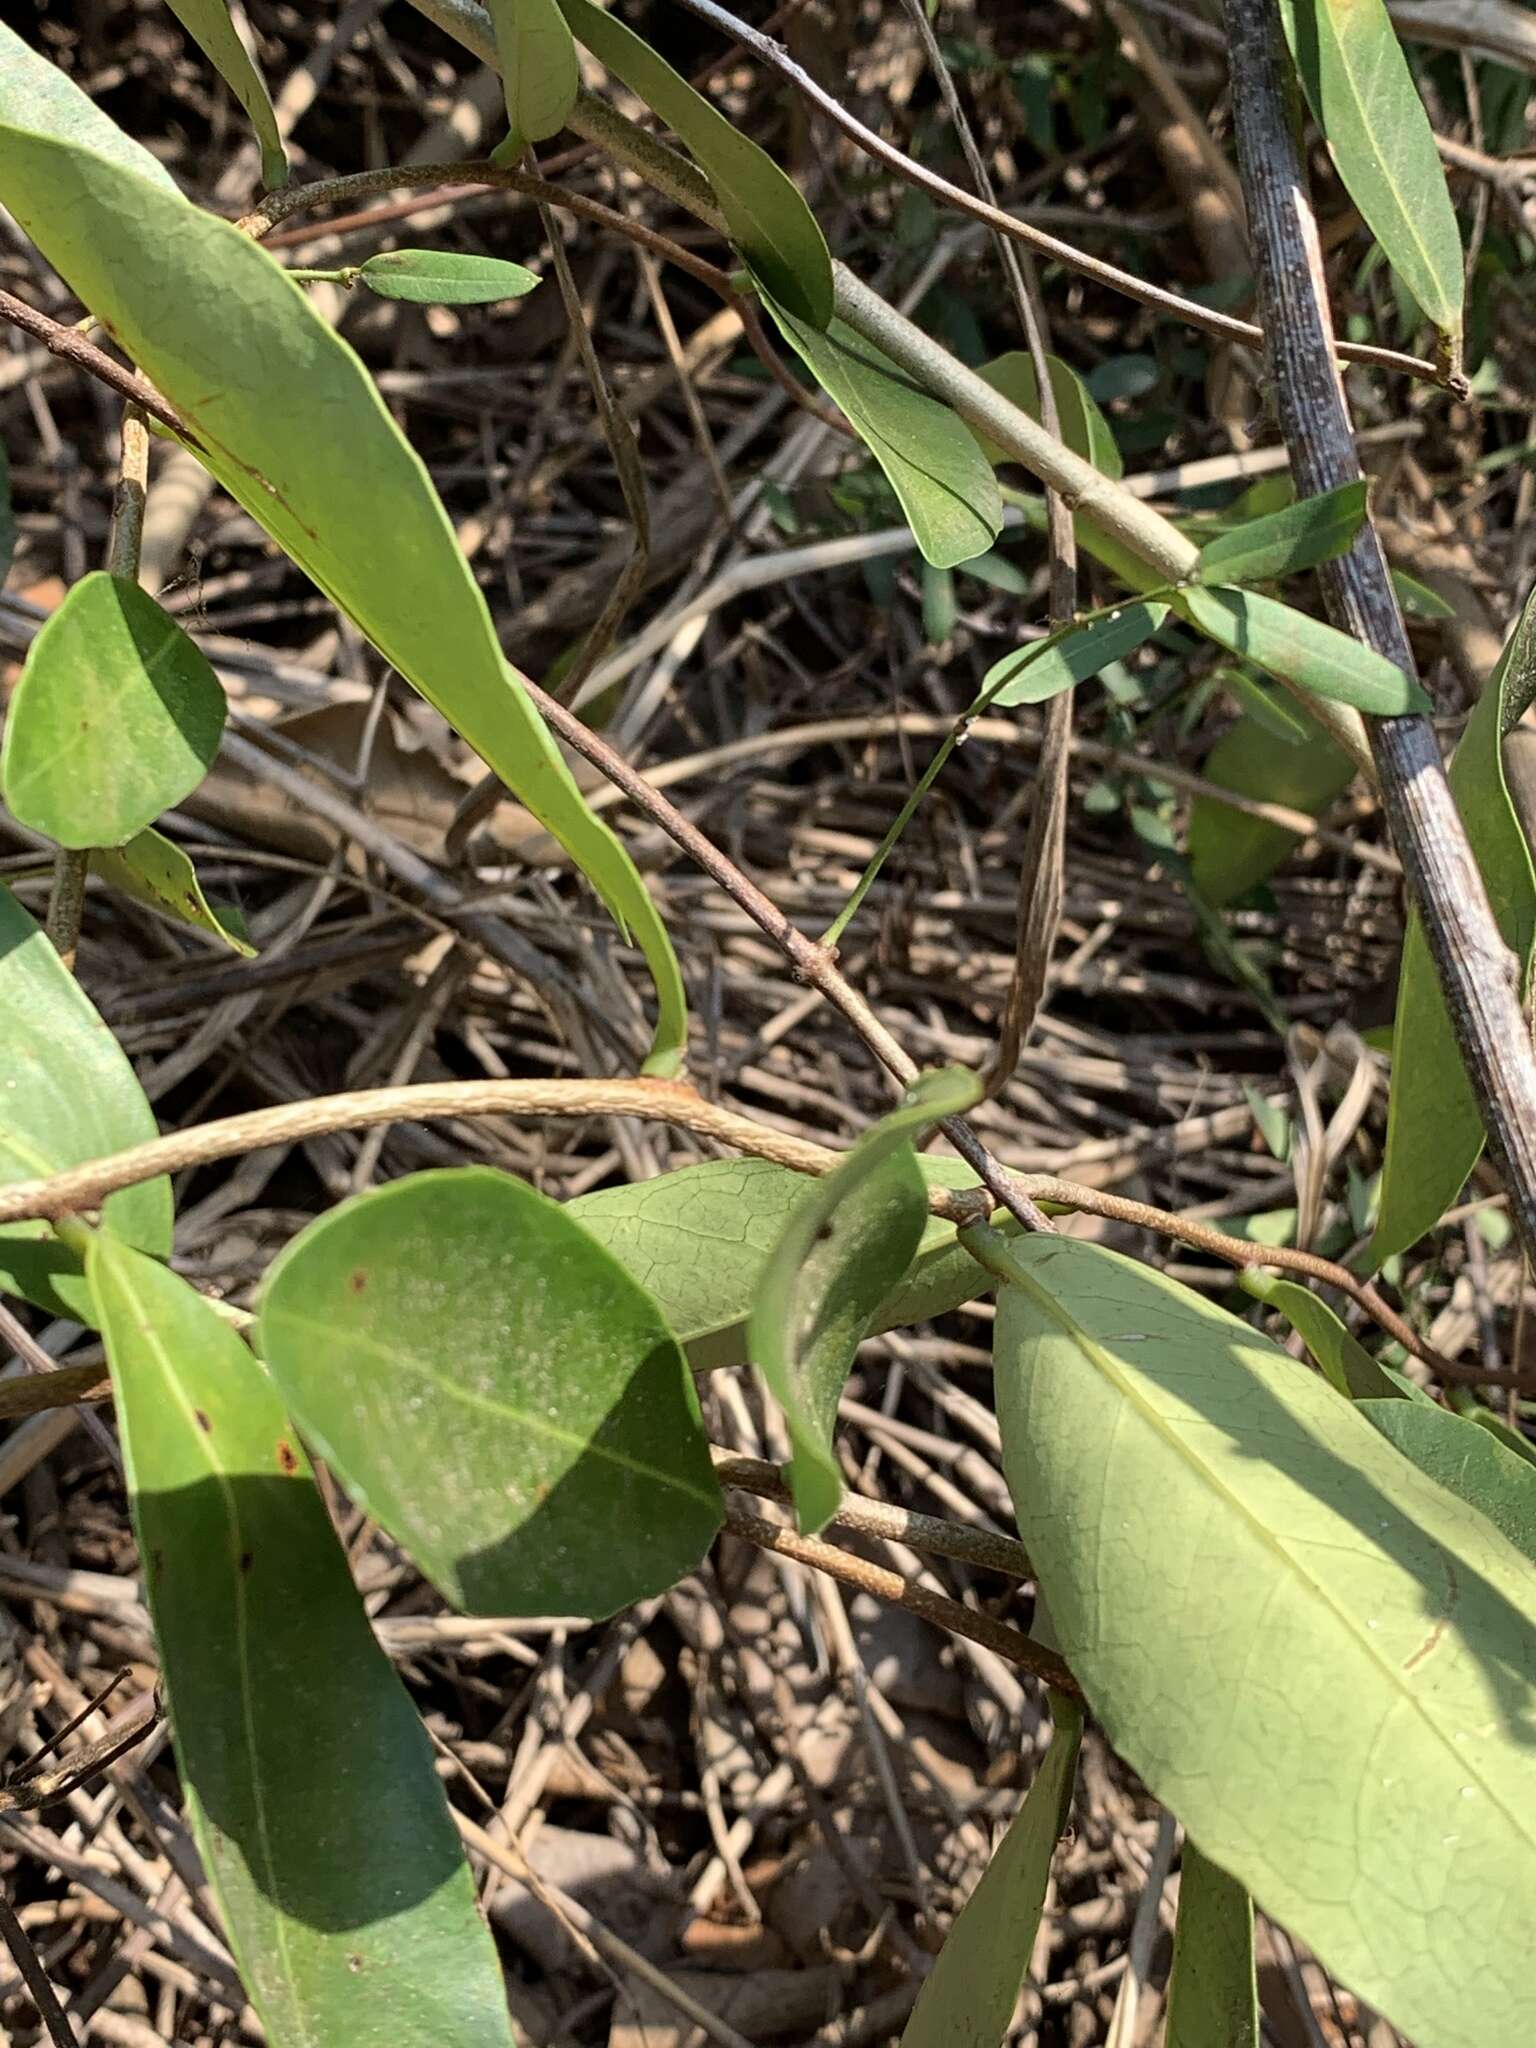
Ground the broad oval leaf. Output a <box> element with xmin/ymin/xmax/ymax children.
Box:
<box><xmin>979</xmin><ymin>601</ymin><xmax>1169</xmax><ymax>710</ymax></box>
<box><xmin>556</xmin><ymin>0</ymin><xmax>833</xmax><ymax>327</ymax></box>
<box><xmin>1187</xmin><ymin>705</ymin><xmax>1356</xmax><ymax>906</ymax></box>
<box><xmin>486</xmin><ymin>0</ymin><xmax>580</xmax><ymax>151</ymax></box>
<box><xmin>0</xmin><ymin>886</ymin><xmax>170</xmax><ymax>1319</ymax></box>
<box><xmin>994</xmin><ymin>1232</ymin><xmax>1536</xmax><ymax>2048</ymax></box>
<box><xmin>750</xmin><ymin>1068</ymin><xmax>979</xmax><ymax>1532</ymax></box>
<box><xmin>900</xmin><ymin>1696</ymin><xmax>1083</xmax><ymax>2048</ymax></box>
<box><xmin>1166</xmin><ymin>1841</ymin><xmax>1259</xmax><ymax>2048</ymax></box>
<box><xmin>1358</xmin><ymin>1400</ymin><xmax>1536</xmax><ymax>1566</ymax></box>
<box><xmin>356</xmin><ymin>248</ymin><xmax>541</xmax><ymax>305</ymax></box>
<box><xmin>0</xmin><ymin>48</ymin><xmax>686</xmax><ymax>1074</ymax></box>
<box><xmin>92</xmin><ymin>828</ymin><xmax>255</xmax><ymax>956</ymax></box>
<box><xmin>162</xmin><ymin>0</ymin><xmax>287</xmax><ymax>190</ymax></box>
<box><xmin>1193</xmin><ymin>480</ymin><xmax>1369</xmax><ymax>587</ymax></box>
<box><xmin>1278</xmin><ymin>0</ymin><xmax>1463</xmax><ymax>337</ymax></box>
<box><xmin>258</xmin><ymin>1168</ymin><xmax>723</xmax><ymax>1617</ymax></box>
<box><xmin>87</xmin><ymin>1237</ymin><xmax>514</xmax><ymax>2048</ymax></box>
<box><xmin>0</xmin><ymin>22</ymin><xmax>178</xmax><ymax>192</ymax></box>
<box><xmin>760</xmin><ymin>297</ymin><xmax>1004</xmax><ymax>570</ymax></box>
<box><xmin>1</xmin><ymin>573</ymin><xmax>226</xmax><ymax>848</ymax></box>
<box><xmin>1370</xmin><ymin>586</ymin><xmax>1536</xmax><ymax>1263</ymax></box>
<box><xmin>1176</xmin><ymin>583</ymin><xmax>1428</xmax><ymax>716</ymax></box>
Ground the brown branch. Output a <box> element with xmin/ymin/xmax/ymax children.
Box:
<box><xmin>0</xmin><ymin>287</ymin><xmax>189</xmax><ymax>441</ymax></box>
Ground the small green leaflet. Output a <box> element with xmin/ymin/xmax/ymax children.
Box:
<box><xmin>93</xmin><ymin>829</ymin><xmax>255</xmax><ymax>956</ymax></box>
<box><xmin>1166</xmin><ymin>1841</ymin><xmax>1259</xmax><ymax>2048</ymax></box>
<box><xmin>899</xmin><ymin>1696</ymin><xmax>1083</xmax><ymax>2048</ymax></box>
<box><xmin>88</xmin><ymin>1238</ymin><xmax>514</xmax><ymax>2048</ymax></box>
<box><xmin>1278</xmin><ymin>0</ymin><xmax>1463</xmax><ymax>341</ymax></box>
<box><xmin>1176</xmin><ymin>584</ymin><xmax>1428</xmax><ymax>716</ymax></box>
<box><xmin>1359</xmin><ymin>1400</ymin><xmax>1536</xmax><ymax>1567</ymax></box>
<box><xmin>979</xmin><ymin>602</ymin><xmax>1168</xmax><ymax>709</ymax></box>
<box><xmin>354</xmin><ymin>249</ymin><xmax>541</xmax><ymax>304</ymax></box>
<box><xmin>1187</xmin><ymin>705</ymin><xmax>1356</xmax><ymax>906</ymax></box>
<box><xmin>485</xmin><ymin>0</ymin><xmax>580</xmax><ymax>153</ymax></box>
<box><xmin>1370</xmin><ymin>584</ymin><xmax>1536</xmax><ymax>1264</ymax></box>
<box><xmin>556</xmin><ymin>0</ymin><xmax>833</xmax><ymax>327</ymax></box>
<box><xmin>162</xmin><ymin>0</ymin><xmax>287</xmax><ymax>189</ymax></box>
<box><xmin>751</xmin><ymin>1069</ymin><xmax>980</xmax><ymax>1532</ymax></box>
<box><xmin>1</xmin><ymin>573</ymin><xmax>226</xmax><ymax>849</ymax></box>
<box><xmin>1238</xmin><ymin>1269</ymin><xmax>1401</xmax><ymax>1402</ymax></box>
<box><xmin>760</xmin><ymin>296</ymin><xmax>1003</xmax><ymax>569</ymax></box>
<box><xmin>1193</xmin><ymin>480</ymin><xmax>1368</xmax><ymax>586</ymax></box>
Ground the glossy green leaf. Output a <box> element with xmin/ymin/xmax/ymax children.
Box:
<box><xmin>557</xmin><ymin>0</ymin><xmax>832</xmax><ymax>327</ymax></box>
<box><xmin>162</xmin><ymin>0</ymin><xmax>287</xmax><ymax>190</ymax></box>
<box><xmin>356</xmin><ymin>248</ymin><xmax>541</xmax><ymax>305</ymax></box>
<box><xmin>93</xmin><ymin>829</ymin><xmax>255</xmax><ymax>956</ymax></box>
<box><xmin>0</xmin><ymin>49</ymin><xmax>685</xmax><ymax>1074</ymax></box>
<box><xmin>761</xmin><ymin>299</ymin><xmax>1003</xmax><ymax>569</ymax></box>
<box><xmin>979</xmin><ymin>602</ymin><xmax>1168</xmax><ymax>710</ymax></box>
<box><xmin>88</xmin><ymin>1237</ymin><xmax>512</xmax><ymax>2048</ymax></box>
<box><xmin>994</xmin><ymin>1231</ymin><xmax>1536</xmax><ymax>2048</ymax></box>
<box><xmin>1194</xmin><ymin>481</ymin><xmax>1368</xmax><ymax>587</ymax></box>
<box><xmin>2</xmin><ymin>573</ymin><xmax>225</xmax><ymax>848</ymax></box>
<box><xmin>0</xmin><ymin>22</ymin><xmax>178</xmax><ymax>191</ymax></box>
<box><xmin>970</xmin><ymin>353</ymin><xmax>1121</xmax><ymax>477</ymax></box>
<box><xmin>486</xmin><ymin>0</ymin><xmax>579</xmax><ymax>151</ymax></box>
<box><xmin>1240</xmin><ymin>1269</ymin><xmax>1402</xmax><ymax>1402</ymax></box>
<box><xmin>900</xmin><ymin>1695</ymin><xmax>1083</xmax><ymax>2048</ymax></box>
<box><xmin>0</xmin><ymin>886</ymin><xmax>170</xmax><ymax>1320</ymax></box>
<box><xmin>1187</xmin><ymin>707</ymin><xmax>1357</xmax><ymax>906</ymax></box>
<box><xmin>1359</xmin><ymin>1400</ymin><xmax>1536</xmax><ymax>1565</ymax></box>
<box><xmin>1166</xmin><ymin>1841</ymin><xmax>1259</xmax><ymax>2048</ymax></box>
<box><xmin>0</xmin><ymin>438</ymin><xmax>13</xmax><ymax>587</ymax></box>
<box><xmin>1279</xmin><ymin>0</ymin><xmax>1463</xmax><ymax>335</ymax></box>
<box><xmin>751</xmin><ymin>1071</ymin><xmax>979</xmax><ymax>1531</ymax></box>
<box><xmin>258</xmin><ymin>1168</ymin><xmax>722</xmax><ymax>1617</ymax></box>
<box><xmin>1176</xmin><ymin>584</ymin><xmax>1428</xmax><ymax>716</ymax></box>
<box><xmin>1370</xmin><ymin>585</ymin><xmax>1536</xmax><ymax>1263</ymax></box>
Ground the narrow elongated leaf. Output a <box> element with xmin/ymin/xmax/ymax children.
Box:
<box><xmin>751</xmin><ymin>1069</ymin><xmax>979</xmax><ymax>1531</ymax></box>
<box><xmin>356</xmin><ymin>248</ymin><xmax>540</xmax><ymax>305</ymax></box>
<box><xmin>556</xmin><ymin>0</ymin><xmax>832</xmax><ymax>326</ymax></box>
<box><xmin>1240</xmin><ymin>1270</ymin><xmax>1402</xmax><ymax>1402</ymax></box>
<box><xmin>162</xmin><ymin>0</ymin><xmax>287</xmax><ymax>190</ymax></box>
<box><xmin>1359</xmin><ymin>1400</ymin><xmax>1536</xmax><ymax>1565</ymax></box>
<box><xmin>1177</xmin><ymin>584</ymin><xmax>1428</xmax><ymax>715</ymax></box>
<box><xmin>1187</xmin><ymin>707</ymin><xmax>1356</xmax><ymax>906</ymax></box>
<box><xmin>486</xmin><ymin>0</ymin><xmax>580</xmax><ymax>151</ymax></box>
<box><xmin>1194</xmin><ymin>481</ymin><xmax>1369</xmax><ymax>587</ymax></box>
<box><xmin>1279</xmin><ymin>0</ymin><xmax>1463</xmax><ymax>335</ymax></box>
<box><xmin>994</xmin><ymin>1232</ymin><xmax>1536</xmax><ymax>2048</ymax></box>
<box><xmin>0</xmin><ymin>48</ymin><xmax>685</xmax><ymax>1073</ymax></box>
<box><xmin>88</xmin><ymin>1238</ymin><xmax>513</xmax><ymax>2048</ymax></box>
<box><xmin>1371</xmin><ymin>587</ymin><xmax>1536</xmax><ymax>1262</ymax></box>
<box><xmin>900</xmin><ymin>1695</ymin><xmax>1083</xmax><ymax>2048</ymax></box>
<box><xmin>0</xmin><ymin>887</ymin><xmax>170</xmax><ymax>1319</ymax></box>
<box><xmin>2</xmin><ymin>573</ymin><xmax>225</xmax><ymax>848</ymax></box>
<box><xmin>1166</xmin><ymin>1841</ymin><xmax>1259</xmax><ymax>2048</ymax></box>
<box><xmin>761</xmin><ymin>299</ymin><xmax>1003</xmax><ymax>569</ymax></box>
<box><xmin>92</xmin><ymin>829</ymin><xmax>255</xmax><ymax>956</ymax></box>
<box><xmin>258</xmin><ymin>1168</ymin><xmax>722</xmax><ymax>1617</ymax></box>
<box><xmin>0</xmin><ymin>23</ymin><xmax>178</xmax><ymax>191</ymax></box>
<box><xmin>979</xmin><ymin>602</ymin><xmax>1168</xmax><ymax>709</ymax></box>
<box><xmin>970</xmin><ymin>353</ymin><xmax>1121</xmax><ymax>477</ymax></box>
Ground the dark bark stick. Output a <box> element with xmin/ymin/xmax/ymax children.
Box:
<box><xmin>1223</xmin><ymin>0</ymin><xmax>1536</xmax><ymax>1268</ymax></box>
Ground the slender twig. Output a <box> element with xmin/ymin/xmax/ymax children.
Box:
<box><xmin>1224</xmin><ymin>0</ymin><xmax>1536</xmax><ymax>1278</ymax></box>
<box><xmin>0</xmin><ymin>288</ymin><xmax>188</xmax><ymax>440</ymax></box>
<box><xmin>0</xmin><ymin>1887</ymin><xmax>76</xmax><ymax>2047</ymax></box>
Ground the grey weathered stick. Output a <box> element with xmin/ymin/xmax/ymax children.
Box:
<box><xmin>1223</xmin><ymin>0</ymin><xmax>1536</xmax><ymax>1268</ymax></box>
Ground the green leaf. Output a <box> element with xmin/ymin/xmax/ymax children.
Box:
<box><xmin>751</xmin><ymin>1071</ymin><xmax>979</xmax><ymax>1531</ymax></box>
<box><xmin>355</xmin><ymin>249</ymin><xmax>541</xmax><ymax>305</ymax></box>
<box><xmin>1188</xmin><ymin>707</ymin><xmax>1357</xmax><ymax>906</ymax></box>
<box><xmin>1359</xmin><ymin>1400</ymin><xmax>1536</xmax><ymax>1566</ymax></box>
<box><xmin>87</xmin><ymin>1237</ymin><xmax>513</xmax><ymax>2048</ymax></box>
<box><xmin>1278</xmin><ymin>0</ymin><xmax>1463</xmax><ymax>336</ymax></box>
<box><xmin>1239</xmin><ymin>1269</ymin><xmax>1401</xmax><ymax>1402</ymax></box>
<box><xmin>0</xmin><ymin>51</ymin><xmax>686</xmax><ymax>1075</ymax></box>
<box><xmin>994</xmin><ymin>1232</ymin><xmax>1536</xmax><ymax>2048</ymax></box>
<box><xmin>0</xmin><ymin>438</ymin><xmax>13</xmax><ymax>587</ymax></box>
<box><xmin>1176</xmin><ymin>584</ymin><xmax>1428</xmax><ymax>716</ymax></box>
<box><xmin>899</xmin><ymin>1695</ymin><xmax>1083</xmax><ymax>2048</ymax></box>
<box><xmin>486</xmin><ymin>0</ymin><xmax>580</xmax><ymax>152</ymax></box>
<box><xmin>258</xmin><ymin>1167</ymin><xmax>722</xmax><ymax>1617</ymax></box>
<box><xmin>162</xmin><ymin>0</ymin><xmax>287</xmax><ymax>190</ymax></box>
<box><xmin>979</xmin><ymin>602</ymin><xmax>1169</xmax><ymax>709</ymax></box>
<box><xmin>1457</xmin><ymin>1399</ymin><xmax>1536</xmax><ymax>1473</ymax></box>
<box><xmin>1370</xmin><ymin>585</ymin><xmax>1536</xmax><ymax>1263</ymax></box>
<box><xmin>970</xmin><ymin>352</ymin><xmax>1121</xmax><ymax>476</ymax></box>
<box><xmin>1241</xmin><ymin>1082</ymin><xmax>1292</xmax><ymax>1161</ymax></box>
<box><xmin>92</xmin><ymin>829</ymin><xmax>255</xmax><ymax>956</ymax></box>
<box><xmin>1</xmin><ymin>573</ymin><xmax>225</xmax><ymax>848</ymax></box>
<box><xmin>0</xmin><ymin>22</ymin><xmax>178</xmax><ymax>192</ymax></box>
<box><xmin>1166</xmin><ymin>1841</ymin><xmax>1259</xmax><ymax>2048</ymax></box>
<box><xmin>0</xmin><ymin>886</ymin><xmax>170</xmax><ymax>1319</ymax></box>
<box><xmin>1393</xmin><ymin>567</ymin><xmax>1456</xmax><ymax>620</ymax></box>
<box><xmin>556</xmin><ymin>0</ymin><xmax>833</xmax><ymax>327</ymax></box>
<box><xmin>1193</xmin><ymin>481</ymin><xmax>1369</xmax><ymax>587</ymax></box>
<box><xmin>760</xmin><ymin>299</ymin><xmax>1003</xmax><ymax>569</ymax></box>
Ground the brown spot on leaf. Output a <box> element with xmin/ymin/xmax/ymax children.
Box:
<box><xmin>193</xmin><ymin>1408</ymin><xmax>212</xmax><ymax>1434</ymax></box>
<box><xmin>276</xmin><ymin>1439</ymin><xmax>298</xmax><ymax>1475</ymax></box>
<box><xmin>239</xmin><ymin>1551</ymin><xmax>253</xmax><ymax>1575</ymax></box>
<box><xmin>346</xmin><ymin>1954</ymin><xmax>364</xmax><ymax>1974</ymax></box>
<box><xmin>348</xmin><ymin>1268</ymin><xmax>368</xmax><ymax>1294</ymax></box>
